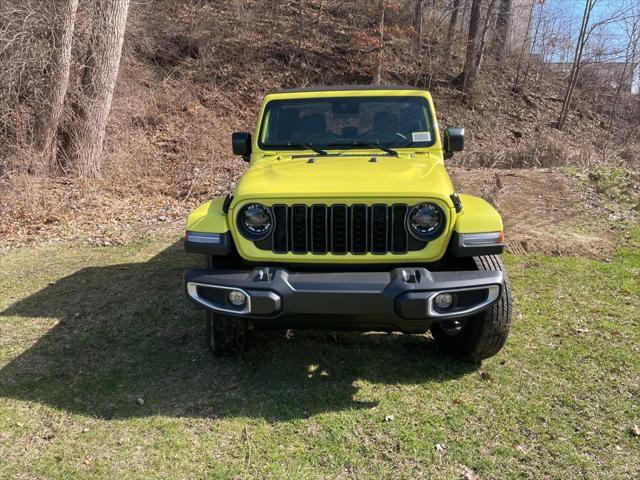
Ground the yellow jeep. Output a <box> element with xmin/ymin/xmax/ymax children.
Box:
<box><xmin>184</xmin><ymin>86</ymin><xmax>511</xmax><ymax>361</ymax></box>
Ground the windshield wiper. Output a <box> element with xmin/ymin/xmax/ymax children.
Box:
<box><xmin>287</xmin><ymin>143</ymin><xmax>328</xmax><ymax>156</ymax></box>
<box><xmin>349</xmin><ymin>141</ymin><xmax>399</xmax><ymax>157</ymax></box>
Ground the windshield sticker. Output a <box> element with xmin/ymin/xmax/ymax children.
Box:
<box><xmin>412</xmin><ymin>131</ymin><xmax>431</xmax><ymax>142</ymax></box>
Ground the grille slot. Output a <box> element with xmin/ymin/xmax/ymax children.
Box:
<box><xmin>291</xmin><ymin>205</ymin><xmax>308</xmax><ymax>253</ymax></box>
<box><xmin>391</xmin><ymin>205</ymin><xmax>408</xmax><ymax>253</ymax></box>
<box><xmin>272</xmin><ymin>205</ymin><xmax>288</xmax><ymax>252</ymax></box>
<box><xmin>351</xmin><ymin>204</ymin><xmax>368</xmax><ymax>254</ymax></box>
<box><xmin>311</xmin><ymin>205</ymin><xmax>328</xmax><ymax>253</ymax></box>
<box><xmin>371</xmin><ymin>205</ymin><xmax>388</xmax><ymax>253</ymax></box>
<box><xmin>266</xmin><ymin>204</ymin><xmax>418</xmax><ymax>255</ymax></box>
<box><xmin>331</xmin><ymin>205</ymin><xmax>348</xmax><ymax>254</ymax></box>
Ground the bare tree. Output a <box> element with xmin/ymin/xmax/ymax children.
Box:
<box><xmin>607</xmin><ymin>5</ymin><xmax>640</xmax><ymax>136</ymax></box>
<box><xmin>475</xmin><ymin>0</ymin><xmax>498</xmax><ymax>72</ymax></box>
<box><xmin>34</xmin><ymin>0</ymin><xmax>79</xmax><ymax>172</ymax></box>
<box><xmin>555</xmin><ymin>0</ymin><xmax>625</xmax><ymax>129</ymax></box>
<box><xmin>443</xmin><ymin>0</ymin><xmax>462</xmax><ymax>65</ymax></box>
<box><xmin>462</xmin><ymin>0</ymin><xmax>471</xmax><ymax>32</ymax></box>
<box><xmin>521</xmin><ymin>0</ymin><xmax>545</xmax><ymax>85</ymax></box>
<box><xmin>372</xmin><ymin>0</ymin><xmax>385</xmax><ymax>85</ymax></box>
<box><xmin>556</xmin><ymin>0</ymin><xmax>601</xmax><ymax>129</ymax></box>
<box><xmin>447</xmin><ymin>0</ymin><xmax>462</xmax><ymax>42</ymax></box>
<box><xmin>512</xmin><ymin>0</ymin><xmax>535</xmax><ymax>92</ymax></box>
<box><xmin>492</xmin><ymin>0</ymin><xmax>512</xmax><ymax>60</ymax></box>
<box><xmin>413</xmin><ymin>0</ymin><xmax>425</xmax><ymax>52</ymax></box>
<box><xmin>460</xmin><ymin>0</ymin><xmax>483</xmax><ymax>91</ymax></box>
<box><xmin>66</xmin><ymin>0</ymin><xmax>130</xmax><ymax>177</ymax></box>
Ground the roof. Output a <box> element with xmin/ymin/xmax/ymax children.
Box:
<box><xmin>270</xmin><ymin>85</ymin><xmax>426</xmax><ymax>94</ymax></box>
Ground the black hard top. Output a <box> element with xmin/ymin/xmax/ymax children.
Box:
<box><xmin>270</xmin><ymin>85</ymin><xmax>426</xmax><ymax>94</ymax></box>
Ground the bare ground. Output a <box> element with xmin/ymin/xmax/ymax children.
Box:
<box><xmin>449</xmin><ymin>168</ymin><xmax>629</xmax><ymax>258</ymax></box>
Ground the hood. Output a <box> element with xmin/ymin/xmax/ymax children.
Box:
<box><xmin>231</xmin><ymin>152</ymin><xmax>454</xmax><ymax>204</ymax></box>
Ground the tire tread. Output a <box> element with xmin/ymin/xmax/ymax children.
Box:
<box><xmin>431</xmin><ymin>254</ymin><xmax>512</xmax><ymax>362</ymax></box>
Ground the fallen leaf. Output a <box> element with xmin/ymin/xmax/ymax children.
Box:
<box><xmin>459</xmin><ymin>464</ymin><xmax>480</xmax><ymax>480</ymax></box>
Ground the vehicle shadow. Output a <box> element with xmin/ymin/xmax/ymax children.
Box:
<box><xmin>0</xmin><ymin>242</ymin><xmax>477</xmax><ymax>421</ymax></box>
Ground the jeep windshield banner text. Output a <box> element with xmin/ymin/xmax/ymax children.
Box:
<box><xmin>183</xmin><ymin>86</ymin><xmax>512</xmax><ymax>362</ymax></box>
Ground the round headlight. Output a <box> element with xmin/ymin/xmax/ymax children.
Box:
<box><xmin>407</xmin><ymin>203</ymin><xmax>444</xmax><ymax>240</ymax></box>
<box><xmin>239</xmin><ymin>203</ymin><xmax>273</xmax><ymax>239</ymax></box>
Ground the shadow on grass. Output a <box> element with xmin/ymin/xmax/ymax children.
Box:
<box><xmin>0</xmin><ymin>242</ymin><xmax>476</xmax><ymax>421</ymax></box>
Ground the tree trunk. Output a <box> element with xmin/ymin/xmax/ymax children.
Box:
<box><xmin>462</xmin><ymin>0</ymin><xmax>471</xmax><ymax>33</ymax></box>
<box><xmin>492</xmin><ymin>0</ymin><xmax>512</xmax><ymax>60</ymax></box>
<box><xmin>443</xmin><ymin>0</ymin><xmax>462</xmax><ymax>67</ymax></box>
<box><xmin>66</xmin><ymin>0</ymin><xmax>130</xmax><ymax>177</ymax></box>
<box><xmin>557</xmin><ymin>0</ymin><xmax>596</xmax><ymax>130</ymax></box>
<box><xmin>35</xmin><ymin>0</ymin><xmax>79</xmax><ymax>172</ymax></box>
<box><xmin>413</xmin><ymin>0</ymin><xmax>424</xmax><ymax>52</ymax></box>
<box><xmin>447</xmin><ymin>0</ymin><xmax>462</xmax><ymax>41</ymax></box>
<box><xmin>372</xmin><ymin>0</ymin><xmax>385</xmax><ymax>85</ymax></box>
<box><xmin>522</xmin><ymin>0</ymin><xmax>544</xmax><ymax>85</ymax></box>
<box><xmin>475</xmin><ymin>0</ymin><xmax>497</xmax><ymax>72</ymax></box>
<box><xmin>461</xmin><ymin>0</ymin><xmax>483</xmax><ymax>92</ymax></box>
<box><xmin>512</xmin><ymin>0</ymin><xmax>535</xmax><ymax>92</ymax></box>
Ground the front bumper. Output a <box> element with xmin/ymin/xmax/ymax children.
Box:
<box><xmin>185</xmin><ymin>266</ymin><xmax>503</xmax><ymax>333</ymax></box>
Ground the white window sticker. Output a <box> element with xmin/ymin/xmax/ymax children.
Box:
<box><xmin>412</xmin><ymin>131</ymin><xmax>431</xmax><ymax>142</ymax></box>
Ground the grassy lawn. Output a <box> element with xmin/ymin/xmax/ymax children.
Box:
<box><xmin>1</xmin><ymin>236</ymin><xmax>638</xmax><ymax>479</ymax></box>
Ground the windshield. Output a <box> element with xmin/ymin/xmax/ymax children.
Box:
<box><xmin>258</xmin><ymin>96</ymin><xmax>435</xmax><ymax>151</ymax></box>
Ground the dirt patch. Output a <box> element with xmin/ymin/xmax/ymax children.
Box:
<box><xmin>450</xmin><ymin>168</ymin><xmax>624</xmax><ymax>258</ymax></box>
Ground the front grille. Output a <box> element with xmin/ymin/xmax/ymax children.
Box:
<box><xmin>262</xmin><ymin>204</ymin><xmax>423</xmax><ymax>255</ymax></box>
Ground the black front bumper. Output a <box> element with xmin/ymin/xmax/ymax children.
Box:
<box><xmin>185</xmin><ymin>266</ymin><xmax>503</xmax><ymax>333</ymax></box>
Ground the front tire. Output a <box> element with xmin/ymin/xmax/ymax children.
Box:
<box><xmin>430</xmin><ymin>255</ymin><xmax>512</xmax><ymax>362</ymax></box>
<box><xmin>206</xmin><ymin>311</ymin><xmax>247</xmax><ymax>356</ymax></box>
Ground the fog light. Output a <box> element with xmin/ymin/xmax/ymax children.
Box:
<box><xmin>228</xmin><ymin>290</ymin><xmax>247</xmax><ymax>306</ymax></box>
<box><xmin>434</xmin><ymin>293</ymin><xmax>454</xmax><ymax>309</ymax></box>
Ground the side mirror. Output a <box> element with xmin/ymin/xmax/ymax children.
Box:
<box><xmin>443</xmin><ymin>127</ymin><xmax>464</xmax><ymax>159</ymax></box>
<box><xmin>232</xmin><ymin>132</ymin><xmax>251</xmax><ymax>161</ymax></box>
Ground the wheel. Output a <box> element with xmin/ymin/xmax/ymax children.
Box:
<box><xmin>430</xmin><ymin>255</ymin><xmax>512</xmax><ymax>362</ymax></box>
<box><xmin>206</xmin><ymin>311</ymin><xmax>247</xmax><ymax>356</ymax></box>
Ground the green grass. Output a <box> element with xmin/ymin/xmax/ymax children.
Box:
<box><xmin>563</xmin><ymin>164</ymin><xmax>640</xmax><ymax>212</ymax></box>
<box><xmin>1</xmin><ymin>237</ymin><xmax>639</xmax><ymax>479</ymax></box>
